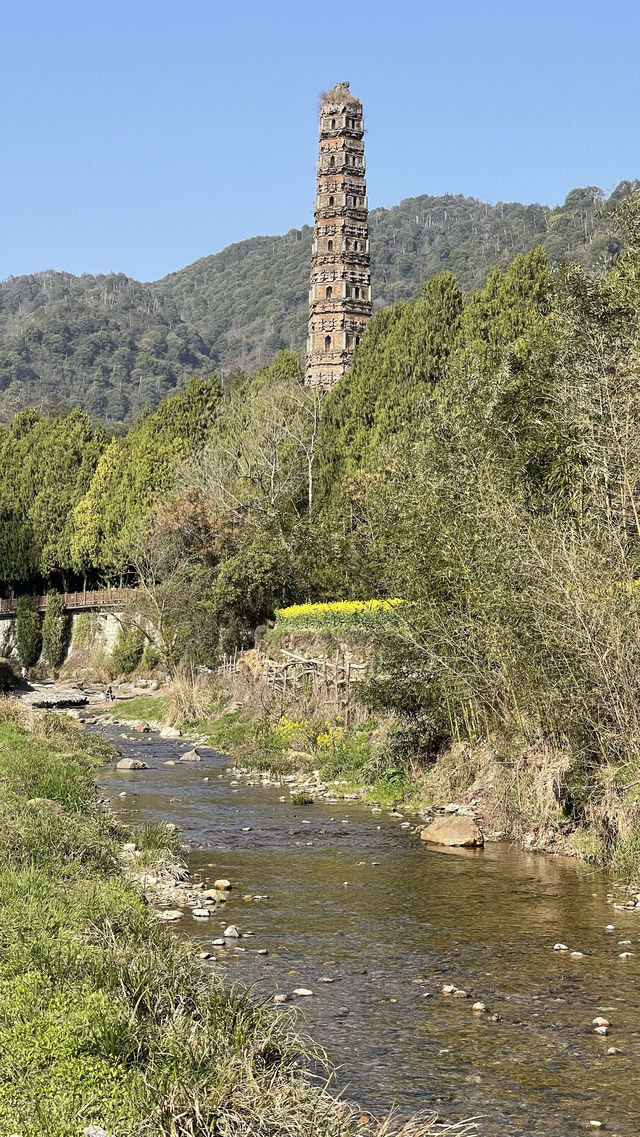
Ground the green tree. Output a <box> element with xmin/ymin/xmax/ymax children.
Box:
<box><xmin>41</xmin><ymin>589</ymin><xmax>69</xmax><ymax>670</ymax></box>
<box><xmin>15</xmin><ymin>596</ymin><xmax>42</xmax><ymax>667</ymax></box>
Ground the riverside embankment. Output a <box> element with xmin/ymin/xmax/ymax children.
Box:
<box><xmin>96</xmin><ymin>713</ymin><xmax>640</xmax><ymax>1137</ymax></box>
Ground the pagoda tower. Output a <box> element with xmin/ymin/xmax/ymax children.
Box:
<box><xmin>305</xmin><ymin>81</ymin><xmax>372</xmax><ymax>390</ymax></box>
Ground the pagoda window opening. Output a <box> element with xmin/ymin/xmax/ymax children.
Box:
<box><xmin>325</xmin><ymin>286</ymin><xmax>333</xmax><ymax>299</ymax></box>
<box><xmin>327</xmin><ymin>239</ymin><xmax>333</xmax><ymax>251</ymax></box>
<box><xmin>325</xmin><ymin>335</ymin><xmax>332</xmax><ymax>350</ymax></box>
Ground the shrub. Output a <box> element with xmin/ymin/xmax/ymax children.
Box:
<box><xmin>41</xmin><ymin>589</ymin><xmax>69</xmax><ymax>670</ymax></box>
<box><xmin>110</xmin><ymin>622</ymin><xmax>144</xmax><ymax>676</ymax></box>
<box><xmin>15</xmin><ymin>596</ymin><xmax>42</xmax><ymax>667</ymax></box>
<box><xmin>0</xmin><ymin>659</ymin><xmax>16</xmax><ymax>692</ymax></box>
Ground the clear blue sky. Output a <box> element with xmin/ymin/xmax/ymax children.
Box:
<box><xmin>3</xmin><ymin>0</ymin><xmax>640</xmax><ymax>282</ymax></box>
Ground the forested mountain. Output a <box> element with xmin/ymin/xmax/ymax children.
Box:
<box><xmin>0</xmin><ymin>182</ymin><xmax>635</xmax><ymax>423</ymax></box>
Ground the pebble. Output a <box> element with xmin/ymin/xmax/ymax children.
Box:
<box><xmin>570</xmin><ymin>951</ymin><xmax>585</xmax><ymax>959</ymax></box>
<box><xmin>472</xmin><ymin>1001</ymin><xmax>486</xmax><ymax>1012</ymax></box>
<box><xmin>607</xmin><ymin>1047</ymin><xmax>622</xmax><ymax>1055</ymax></box>
<box><xmin>593</xmin><ymin>1025</ymin><xmax>610</xmax><ymax>1036</ymax></box>
<box><xmin>554</xmin><ymin>943</ymin><xmax>569</xmax><ymax>951</ymax></box>
<box><xmin>293</xmin><ymin>988</ymin><xmax>313</xmax><ymax>997</ymax></box>
<box><xmin>223</xmin><ymin>925</ymin><xmax>240</xmax><ymax>938</ymax></box>
<box><xmin>605</xmin><ymin>925</ymin><xmax>615</xmax><ymax>931</ymax></box>
<box><xmin>257</xmin><ymin>949</ymin><xmax>269</xmax><ymax>955</ymax></box>
<box><xmin>619</xmin><ymin>951</ymin><xmax>634</xmax><ymax>958</ymax></box>
<box><xmin>317</xmin><ymin>976</ymin><xmax>335</xmax><ymax>983</ymax></box>
<box><xmin>618</xmin><ymin>939</ymin><xmax>632</xmax><ymax>945</ymax></box>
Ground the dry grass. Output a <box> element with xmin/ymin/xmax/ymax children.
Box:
<box><xmin>165</xmin><ymin>666</ymin><xmax>217</xmax><ymax>724</ymax></box>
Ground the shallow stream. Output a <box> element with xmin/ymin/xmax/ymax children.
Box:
<box><xmin>98</xmin><ymin>725</ymin><xmax>640</xmax><ymax>1136</ymax></box>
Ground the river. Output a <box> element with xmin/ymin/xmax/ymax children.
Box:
<box><xmin>98</xmin><ymin>723</ymin><xmax>640</xmax><ymax>1137</ymax></box>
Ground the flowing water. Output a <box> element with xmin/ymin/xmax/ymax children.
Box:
<box><xmin>98</xmin><ymin>725</ymin><xmax>640</xmax><ymax>1136</ymax></box>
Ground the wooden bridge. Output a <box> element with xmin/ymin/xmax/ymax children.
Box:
<box><xmin>0</xmin><ymin>588</ymin><xmax>138</xmax><ymax>616</ymax></box>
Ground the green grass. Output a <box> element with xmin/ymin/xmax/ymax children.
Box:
<box><xmin>190</xmin><ymin>708</ymin><xmax>255</xmax><ymax>750</ymax></box>
<box><xmin>111</xmin><ymin>695</ymin><xmax>169</xmax><ymax>722</ymax></box>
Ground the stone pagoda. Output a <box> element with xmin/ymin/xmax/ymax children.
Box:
<box><xmin>305</xmin><ymin>81</ymin><xmax>372</xmax><ymax>390</ymax></box>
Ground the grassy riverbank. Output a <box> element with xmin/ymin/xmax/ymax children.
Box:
<box><xmin>0</xmin><ymin>698</ymin><xmax>474</xmax><ymax>1137</ymax></box>
<box><xmin>104</xmin><ymin>684</ymin><xmax>640</xmax><ymax>882</ymax></box>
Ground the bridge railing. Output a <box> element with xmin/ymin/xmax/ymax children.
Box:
<box><xmin>0</xmin><ymin>589</ymin><xmax>139</xmax><ymax>615</ymax></box>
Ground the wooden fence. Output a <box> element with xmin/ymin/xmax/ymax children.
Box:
<box><xmin>0</xmin><ymin>588</ymin><xmax>139</xmax><ymax>616</ymax></box>
<box><xmin>219</xmin><ymin>646</ymin><xmax>367</xmax><ymax>721</ymax></box>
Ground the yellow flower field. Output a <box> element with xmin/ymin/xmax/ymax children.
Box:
<box><xmin>275</xmin><ymin>598</ymin><xmax>404</xmax><ymax>630</ymax></box>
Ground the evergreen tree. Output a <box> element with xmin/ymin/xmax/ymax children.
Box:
<box><xmin>15</xmin><ymin>596</ymin><xmax>42</xmax><ymax>667</ymax></box>
<box><xmin>41</xmin><ymin>589</ymin><xmax>69</xmax><ymax>670</ymax></box>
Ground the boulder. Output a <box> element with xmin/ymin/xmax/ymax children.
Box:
<box><xmin>180</xmin><ymin>748</ymin><xmax>203</xmax><ymax>763</ymax></box>
<box><xmin>160</xmin><ymin>724</ymin><xmax>181</xmax><ymax>739</ymax></box>
<box><xmin>420</xmin><ymin>815</ymin><xmax>484</xmax><ymax>847</ymax></box>
<box><xmin>116</xmin><ymin>757</ymin><xmax>149</xmax><ymax>771</ymax></box>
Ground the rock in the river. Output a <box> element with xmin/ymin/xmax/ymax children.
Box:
<box><xmin>223</xmin><ymin>924</ymin><xmax>240</xmax><ymax>938</ymax></box>
<box><xmin>212</xmin><ymin>938</ymin><xmax>226</xmax><ymax>946</ymax></box>
<box><xmin>472</xmin><ymin>1001</ymin><xmax>486</xmax><ymax>1012</ymax></box>
<box><xmin>570</xmin><ymin>951</ymin><xmax>584</xmax><ymax>959</ymax></box>
<box><xmin>441</xmin><ymin>984</ymin><xmax>468</xmax><ymax>998</ymax></box>
<box><xmin>135</xmin><ymin>721</ymin><xmax>151</xmax><ymax>733</ymax></box>
<box><xmin>164</xmin><ymin>760</ymin><xmax>176</xmax><ymax>766</ymax></box>
<box><xmin>607</xmin><ymin>1046</ymin><xmax>622</xmax><ymax>1055</ymax></box>
<box><xmin>293</xmin><ymin>988</ymin><xmax>313</xmax><ymax>997</ymax></box>
<box><xmin>592</xmin><ymin>1017</ymin><xmax>611</xmax><ymax>1027</ymax></box>
<box><xmin>160</xmin><ymin>724</ymin><xmax>181</xmax><ymax>738</ymax></box>
<box><xmin>192</xmin><ymin>908</ymin><xmax>211</xmax><ymax>918</ymax></box>
<box><xmin>180</xmin><ymin>747</ymin><xmax>203</xmax><ymax>762</ymax></box>
<box><xmin>554</xmin><ymin>943</ymin><xmax>569</xmax><ymax>951</ymax></box>
<box><xmin>593</xmin><ymin>1025</ymin><xmax>609</xmax><ymax>1035</ymax></box>
<box><xmin>156</xmin><ymin>909</ymin><xmax>183</xmax><ymax>921</ymax></box>
<box><xmin>116</xmin><ymin>757</ymin><xmax>149</xmax><ymax>770</ymax></box>
<box><xmin>274</xmin><ymin>993</ymin><xmax>288</xmax><ymax>1004</ymax></box>
<box><xmin>420</xmin><ymin>816</ymin><xmax>484</xmax><ymax>847</ymax></box>
<box><xmin>213</xmin><ymin>878</ymin><xmax>231</xmax><ymax>891</ymax></box>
